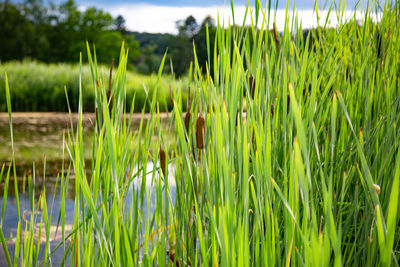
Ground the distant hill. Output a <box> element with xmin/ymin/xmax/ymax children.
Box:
<box><xmin>129</xmin><ymin>32</ymin><xmax>174</xmax><ymax>56</ymax></box>
<box><xmin>125</xmin><ymin>32</ymin><xmax>176</xmax><ymax>74</ymax></box>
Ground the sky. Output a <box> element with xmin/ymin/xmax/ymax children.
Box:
<box><xmin>29</xmin><ymin>0</ymin><xmax>385</xmax><ymax>33</ymax></box>
<box><xmin>75</xmin><ymin>0</ymin><xmax>384</xmax><ymax>33</ymax></box>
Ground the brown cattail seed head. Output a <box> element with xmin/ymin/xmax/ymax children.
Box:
<box><xmin>373</xmin><ymin>184</ymin><xmax>381</xmax><ymax>194</ymax></box>
<box><xmin>159</xmin><ymin>147</ymin><xmax>166</xmax><ymax>177</ymax></box>
<box><xmin>184</xmin><ymin>111</ymin><xmax>191</xmax><ymax>133</ymax></box>
<box><xmin>196</xmin><ymin>116</ymin><xmax>205</xmax><ymax>149</ymax></box>
<box><xmin>249</xmin><ymin>75</ymin><xmax>255</xmax><ymax>99</ymax></box>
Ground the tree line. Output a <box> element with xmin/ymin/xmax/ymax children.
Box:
<box><xmin>0</xmin><ymin>0</ymin><xmax>217</xmax><ymax>77</ymax></box>
<box><xmin>0</xmin><ymin>0</ymin><xmax>140</xmax><ymax>65</ymax></box>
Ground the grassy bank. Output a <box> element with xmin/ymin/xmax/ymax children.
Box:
<box><xmin>1</xmin><ymin>1</ymin><xmax>400</xmax><ymax>266</ymax></box>
<box><xmin>0</xmin><ymin>60</ymin><xmax>187</xmax><ymax>112</ymax></box>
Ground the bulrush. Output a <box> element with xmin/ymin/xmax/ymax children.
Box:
<box><xmin>184</xmin><ymin>110</ymin><xmax>191</xmax><ymax>133</ymax></box>
<box><xmin>159</xmin><ymin>146</ymin><xmax>166</xmax><ymax>177</ymax></box>
<box><xmin>184</xmin><ymin>87</ymin><xmax>191</xmax><ymax>133</ymax></box>
<box><xmin>196</xmin><ymin>115</ymin><xmax>205</xmax><ymax>149</ymax></box>
<box><xmin>249</xmin><ymin>74</ymin><xmax>256</xmax><ymax>99</ymax></box>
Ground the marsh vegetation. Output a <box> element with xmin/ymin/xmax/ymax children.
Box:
<box><xmin>1</xmin><ymin>1</ymin><xmax>400</xmax><ymax>266</ymax></box>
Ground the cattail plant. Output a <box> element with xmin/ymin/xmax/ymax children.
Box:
<box><xmin>159</xmin><ymin>146</ymin><xmax>166</xmax><ymax>177</ymax></box>
<box><xmin>249</xmin><ymin>74</ymin><xmax>255</xmax><ymax>99</ymax></box>
<box><xmin>1</xmin><ymin>1</ymin><xmax>400</xmax><ymax>266</ymax></box>
<box><xmin>195</xmin><ymin>115</ymin><xmax>205</xmax><ymax>149</ymax></box>
<box><xmin>184</xmin><ymin>111</ymin><xmax>191</xmax><ymax>133</ymax></box>
<box><xmin>184</xmin><ymin>87</ymin><xmax>191</xmax><ymax>133</ymax></box>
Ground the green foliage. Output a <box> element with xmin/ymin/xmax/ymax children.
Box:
<box><xmin>0</xmin><ymin>0</ymin><xmax>140</xmax><ymax>66</ymax></box>
<box><xmin>95</xmin><ymin>32</ymin><xmax>139</xmax><ymax>65</ymax></box>
<box><xmin>0</xmin><ymin>2</ymin><xmax>38</xmax><ymax>61</ymax></box>
<box><xmin>132</xmin><ymin>32</ymin><xmax>173</xmax><ymax>56</ymax></box>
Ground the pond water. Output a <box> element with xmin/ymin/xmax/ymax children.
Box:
<box><xmin>0</xmin><ymin>113</ymin><xmax>176</xmax><ymax>265</ymax></box>
<box><xmin>0</xmin><ymin>164</ymin><xmax>177</xmax><ymax>266</ymax></box>
<box><xmin>0</xmin><ymin>183</ymin><xmax>75</xmax><ymax>266</ymax></box>
<box><xmin>0</xmin><ymin>171</ymin><xmax>176</xmax><ymax>265</ymax></box>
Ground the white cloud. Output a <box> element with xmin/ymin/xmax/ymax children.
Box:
<box><xmin>101</xmin><ymin>4</ymin><xmax>239</xmax><ymax>33</ymax></box>
<box><xmin>84</xmin><ymin>4</ymin><xmax>381</xmax><ymax>33</ymax></box>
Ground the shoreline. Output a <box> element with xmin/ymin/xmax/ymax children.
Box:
<box><xmin>0</xmin><ymin>112</ymin><xmax>171</xmax><ymax>128</ymax></box>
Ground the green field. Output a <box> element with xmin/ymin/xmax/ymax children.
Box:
<box><xmin>1</xmin><ymin>1</ymin><xmax>400</xmax><ymax>266</ymax></box>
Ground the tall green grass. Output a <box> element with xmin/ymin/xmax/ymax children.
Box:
<box><xmin>1</xmin><ymin>0</ymin><xmax>400</xmax><ymax>266</ymax></box>
<box><xmin>0</xmin><ymin>61</ymin><xmax>185</xmax><ymax>112</ymax></box>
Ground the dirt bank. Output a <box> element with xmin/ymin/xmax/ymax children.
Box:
<box><xmin>0</xmin><ymin>112</ymin><xmax>171</xmax><ymax>129</ymax></box>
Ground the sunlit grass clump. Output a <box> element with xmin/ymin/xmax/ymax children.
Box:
<box><xmin>1</xmin><ymin>0</ymin><xmax>400</xmax><ymax>266</ymax></box>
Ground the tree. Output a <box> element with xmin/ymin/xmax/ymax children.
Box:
<box><xmin>0</xmin><ymin>2</ymin><xmax>36</xmax><ymax>61</ymax></box>
<box><xmin>168</xmin><ymin>15</ymin><xmax>200</xmax><ymax>76</ymax></box>
<box><xmin>114</xmin><ymin>15</ymin><xmax>126</xmax><ymax>33</ymax></box>
<box><xmin>177</xmin><ymin>15</ymin><xmax>199</xmax><ymax>37</ymax></box>
<box><xmin>47</xmin><ymin>0</ymin><xmax>82</xmax><ymax>62</ymax></box>
<box><xmin>0</xmin><ymin>0</ymin><xmax>140</xmax><ymax>65</ymax></box>
<box><xmin>95</xmin><ymin>31</ymin><xmax>139</xmax><ymax>67</ymax></box>
<box><xmin>143</xmin><ymin>45</ymin><xmax>157</xmax><ymax>74</ymax></box>
<box><xmin>194</xmin><ymin>16</ymin><xmax>216</xmax><ymax>74</ymax></box>
<box><xmin>167</xmin><ymin>15</ymin><xmax>216</xmax><ymax>77</ymax></box>
<box><xmin>23</xmin><ymin>0</ymin><xmax>50</xmax><ymax>60</ymax></box>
